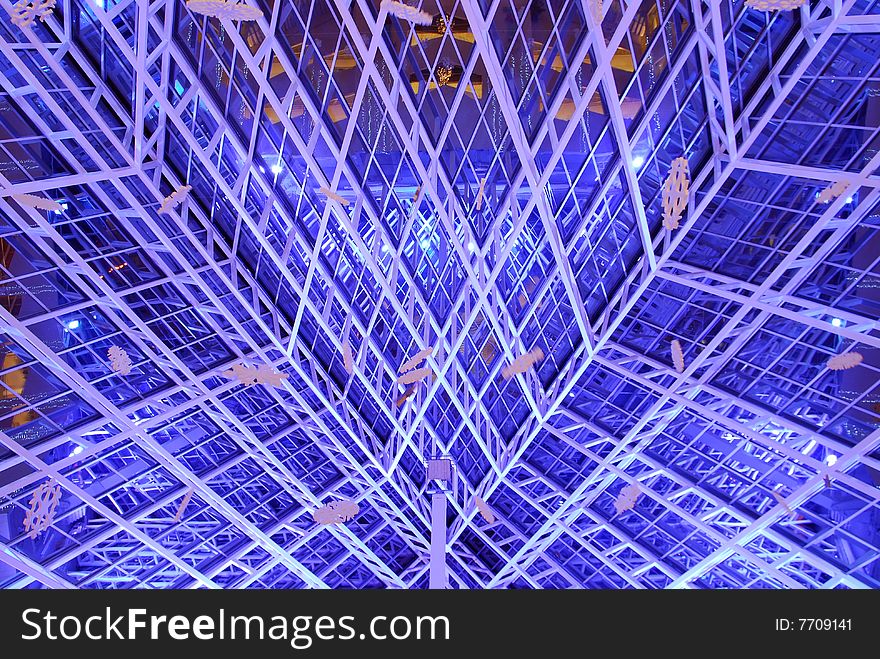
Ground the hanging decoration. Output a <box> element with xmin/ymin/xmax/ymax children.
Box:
<box><xmin>313</xmin><ymin>499</ymin><xmax>359</xmax><ymax>525</ymax></box>
<box><xmin>826</xmin><ymin>351</ymin><xmax>863</xmax><ymax>371</ymax></box>
<box><xmin>9</xmin><ymin>0</ymin><xmax>54</xmax><ymax>29</ymax></box>
<box><xmin>9</xmin><ymin>193</ymin><xmax>62</xmax><ymax>211</ymax></box>
<box><xmin>744</xmin><ymin>0</ymin><xmax>806</xmax><ymax>11</ymax></box>
<box><xmin>222</xmin><ymin>363</ymin><xmax>289</xmax><ymax>389</ymax></box>
<box><xmin>816</xmin><ymin>180</ymin><xmax>849</xmax><ymax>204</ymax></box>
<box><xmin>23</xmin><ymin>479</ymin><xmax>61</xmax><ymax>539</ymax></box>
<box><xmin>108</xmin><ymin>346</ymin><xmax>133</xmax><ymax>376</ymax></box>
<box><xmin>396</xmin><ymin>382</ymin><xmax>418</xmax><ymax>407</ymax></box>
<box><xmin>185</xmin><ymin>0</ymin><xmax>262</xmax><ymax>21</ymax></box>
<box><xmin>173</xmin><ymin>488</ymin><xmax>195</xmax><ymax>523</ymax></box>
<box><xmin>662</xmin><ymin>156</ymin><xmax>689</xmax><ymax>230</ymax></box>
<box><xmin>399</xmin><ymin>346</ymin><xmax>433</xmax><ymax>374</ymax></box>
<box><xmin>342</xmin><ymin>340</ymin><xmax>354</xmax><ymax>374</ymax></box>
<box><xmin>475</xmin><ymin>177</ymin><xmax>486</xmax><ymax>210</ymax></box>
<box><xmin>670</xmin><ymin>339</ymin><xmax>685</xmax><ymax>373</ymax></box>
<box><xmin>501</xmin><ymin>347</ymin><xmax>544</xmax><ymax>381</ymax></box>
<box><xmin>475</xmin><ymin>496</ymin><xmax>495</xmax><ymax>523</ymax></box>
<box><xmin>771</xmin><ymin>490</ymin><xmax>795</xmax><ymax>517</ymax></box>
<box><xmin>158</xmin><ymin>185</ymin><xmax>192</xmax><ymax>214</ymax></box>
<box><xmin>318</xmin><ymin>187</ymin><xmax>350</xmax><ymax>206</ymax></box>
<box><xmin>382</xmin><ymin>0</ymin><xmax>433</xmax><ymax>25</ymax></box>
<box><xmin>397</xmin><ymin>366</ymin><xmax>432</xmax><ymax>386</ymax></box>
<box><xmin>614</xmin><ymin>483</ymin><xmax>640</xmax><ymax>514</ymax></box>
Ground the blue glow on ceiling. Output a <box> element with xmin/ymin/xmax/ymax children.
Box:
<box><xmin>0</xmin><ymin>0</ymin><xmax>879</xmax><ymax>590</ymax></box>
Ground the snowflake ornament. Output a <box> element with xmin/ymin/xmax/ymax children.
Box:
<box><xmin>397</xmin><ymin>366</ymin><xmax>431</xmax><ymax>386</ymax></box>
<box><xmin>108</xmin><ymin>345</ymin><xmax>133</xmax><ymax>376</ymax></box>
<box><xmin>186</xmin><ymin>0</ymin><xmax>262</xmax><ymax>20</ymax></box>
<box><xmin>396</xmin><ymin>382</ymin><xmax>418</xmax><ymax>407</ymax></box>
<box><xmin>614</xmin><ymin>484</ymin><xmax>640</xmax><ymax>514</ymax></box>
<box><xmin>382</xmin><ymin>0</ymin><xmax>433</xmax><ymax>25</ymax></box>
<box><xmin>158</xmin><ymin>185</ymin><xmax>192</xmax><ymax>214</ymax></box>
<box><xmin>826</xmin><ymin>351</ymin><xmax>863</xmax><ymax>371</ymax></box>
<box><xmin>318</xmin><ymin>187</ymin><xmax>350</xmax><ymax>206</ymax></box>
<box><xmin>10</xmin><ymin>193</ymin><xmax>62</xmax><ymax>211</ymax></box>
<box><xmin>745</xmin><ymin>0</ymin><xmax>805</xmax><ymax>11</ymax></box>
<box><xmin>816</xmin><ymin>180</ymin><xmax>849</xmax><ymax>204</ymax></box>
<box><xmin>10</xmin><ymin>0</ymin><xmax>55</xmax><ymax>29</ymax></box>
<box><xmin>222</xmin><ymin>363</ymin><xmax>289</xmax><ymax>389</ymax></box>
<box><xmin>475</xmin><ymin>496</ymin><xmax>495</xmax><ymax>523</ymax></box>
<box><xmin>313</xmin><ymin>499</ymin><xmax>359</xmax><ymax>525</ymax></box>
<box><xmin>342</xmin><ymin>340</ymin><xmax>354</xmax><ymax>374</ymax></box>
<box><xmin>23</xmin><ymin>479</ymin><xmax>61</xmax><ymax>539</ymax></box>
<box><xmin>501</xmin><ymin>347</ymin><xmax>544</xmax><ymax>381</ymax></box>
<box><xmin>670</xmin><ymin>340</ymin><xmax>685</xmax><ymax>373</ymax></box>
<box><xmin>173</xmin><ymin>488</ymin><xmax>194</xmax><ymax>522</ymax></box>
<box><xmin>771</xmin><ymin>490</ymin><xmax>795</xmax><ymax>516</ymax></box>
<box><xmin>475</xmin><ymin>177</ymin><xmax>486</xmax><ymax>210</ymax></box>
<box><xmin>399</xmin><ymin>346</ymin><xmax>433</xmax><ymax>374</ymax></box>
<box><xmin>662</xmin><ymin>157</ymin><xmax>689</xmax><ymax>231</ymax></box>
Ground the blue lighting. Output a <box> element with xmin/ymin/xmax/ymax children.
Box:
<box><xmin>2</xmin><ymin>0</ymin><xmax>878</xmax><ymax>593</ymax></box>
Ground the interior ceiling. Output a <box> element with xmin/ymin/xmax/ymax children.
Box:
<box><xmin>0</xmin><ymin>0</ymin><xmax>878</xmax><ymax>590</ymax></box>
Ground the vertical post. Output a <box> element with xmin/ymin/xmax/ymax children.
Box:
<box><xmin>429</xmin><ymin>491</ymin><xmax>448</xmax><ymax>589</ymax></box>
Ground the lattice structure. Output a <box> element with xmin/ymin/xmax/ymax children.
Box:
<box><xmin>0</xmin><ymin>0</ymin><xmax>878</xmax><ymax>592</ymax></box>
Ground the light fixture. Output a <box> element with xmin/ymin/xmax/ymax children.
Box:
<box><xmin>420</xmin><ymin>239</ymin><xmax>431</xmax><ymax>250</ymax></box>
<box><xmin>66</xmin><ymin>319</ymin><xmax>81</xmax><ymax>330</ymax></box>
<box><xmin>270</xmin><ymin>163</ymin><xmax>283</xmax><ymax>175</ymax></box>
<box><xmin>632</xmin><ymin>155</ymin><xmax>645</xmax><ymax>169</ymax></box>
<box><xmin>467</xmin><ymin>241</ymin><xmax>477</xmax><ymax>252</ymax></box>
<box><xmin>831</xmin><ymin>318</ymin><xmax>844</xmax><ymax>327</ymax></box>
<box><xmin>824</xmin><ymin>454</ymin><xmax>838</xmax><ymax>467</ymax></box>
<box><xmin>70</xmin><ymin>445</ymin><xmax>84</xmax><ymax>457</ymax></box>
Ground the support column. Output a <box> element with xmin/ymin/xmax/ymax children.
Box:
<box><xmin>429</xmin><ymin>491</ymin><xmax>448</xmax><ymax>589</ymax></box>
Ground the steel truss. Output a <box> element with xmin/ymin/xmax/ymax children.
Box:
<box><xmin>0</xmin><ymin>0</ymin><xmax>878</xmax><ymax>589</ymax></box>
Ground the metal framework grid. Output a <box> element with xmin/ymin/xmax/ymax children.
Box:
<box><xmin>0</xmin><ymin>0</ymin><xmax>878</xmax><ymax>589</ymax></box>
